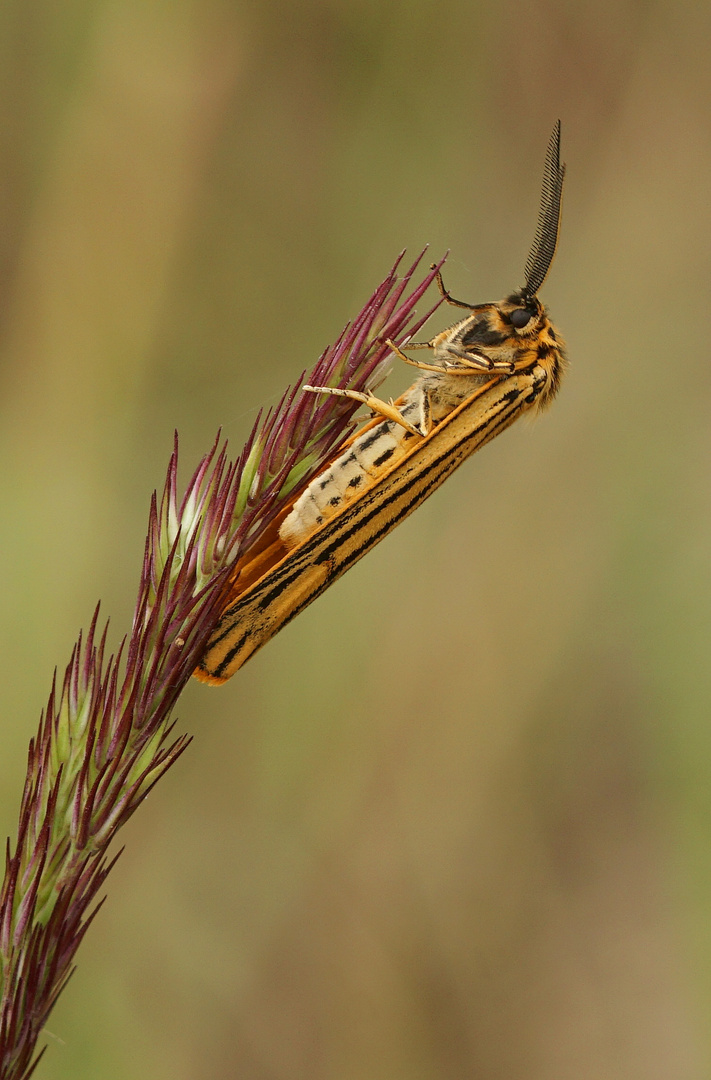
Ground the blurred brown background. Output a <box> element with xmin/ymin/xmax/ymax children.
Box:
<box><xmin>1</xmin><ymin>0</ymin><xmax>710</xmax><ymax>1077</ymax></box>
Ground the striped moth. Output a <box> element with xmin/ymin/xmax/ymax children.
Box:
<box><xmin>195</xmin><ymin>122</ymin><xmax>566</xmax><ymax>683</ymax></box>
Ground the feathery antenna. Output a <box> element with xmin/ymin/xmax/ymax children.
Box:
<box><xmin>522</xmin><ymin>120</ymin><xmax>566</xmax><ymax>298</ymax></box>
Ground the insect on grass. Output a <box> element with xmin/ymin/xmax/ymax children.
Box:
<box><xmin>194</xmin><ymin>122</ymin><xmax>567</xmax><ymax>684</ymax></box>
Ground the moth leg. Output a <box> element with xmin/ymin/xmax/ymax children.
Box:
<box><xmin>386</xmin><ymin>336</ymin><xmax>485</xmax><ymax>372</ymax></box>
<box><xmin>389</xmin><ymin>338</ymin><xmax>496</xmax><ymax>374</ymax></box>
<box><xmin>385</xmin><ymin>337</ymin><xmax>434</xmax><ymax>358</ymax></box>
<box><xmin>431</xmin><ymin>265</ymin><xmax>475</xmax><ymax>311</ymax></box>
<box><xmin>397</xmin><ymin>356</ymin><xmax>512</xmax><ymax>379</ymax></box>
<box><xmin>386</xmin><ymin>338</ymin><xmax>470</xmax><ymax>374</ymax></box>
<box><xmin>303</xmin><ymin>385</ymin><xmax>422</xmax><ymax>436</ymax></box>
<box><xmin>397</xmin><ymin>355</ymin><xmax>454</xmax><ymax>375</ymax></box>
<box><xmin>386</xmin><ymin>337</ymin><xmax>510</xmax><ymax>376</ymax></box>
<box><xmin>389</xmin><ymin>352</ymin><xmax>474</xmax><ymax>376</ymax></box>
<box><xmin>440</xmin><ymin>344</ymin><xmax>516</xmax><ymax>374</ymax></box>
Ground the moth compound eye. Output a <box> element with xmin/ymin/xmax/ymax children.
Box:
<box><xmin>510</xmin><ymin>308</ymin><xmax>532</xmax><ymax>329</ymax></box>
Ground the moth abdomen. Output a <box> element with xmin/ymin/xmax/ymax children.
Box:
<box><xmin>279</xmin><ymin>388</ymin><xmax>430</xmax><ymax>549</ymax></box>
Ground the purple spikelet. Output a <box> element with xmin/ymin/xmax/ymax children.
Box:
<box><xmin>0</xmin><ymin>251</ymin><xmax>444</xmax><ymax>1078</ymax></box>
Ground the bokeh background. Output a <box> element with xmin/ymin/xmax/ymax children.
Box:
<box><xmin>1</xmin><ymin>0</ymin><xmax>710</xmax><ymax>1077</ymax></box>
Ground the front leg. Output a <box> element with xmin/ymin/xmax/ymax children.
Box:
<box><xmin>431</xmin><ymin>266</ymin><xmax>476</xmax><ymax>310</ymax></box>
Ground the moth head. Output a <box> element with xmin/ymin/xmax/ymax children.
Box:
<box><xmin>498</xmin><ymin>291</ymin><xmax>546</xmax><ymax>338</ymax></box>
<box><xmin>519</xmin><ymin>120</ymin><xmax>566</xmax><ymax>304</ymax></box>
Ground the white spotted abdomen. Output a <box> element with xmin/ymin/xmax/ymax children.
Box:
<box><xmin>279</xmin><ymin>396</ymin><xmax>423</xmax><ymax>549</ymax></box>
<box><xmin>279</xmin><ymin>370</ymin><xmax>485</xmax><ymax>549</ymax></box>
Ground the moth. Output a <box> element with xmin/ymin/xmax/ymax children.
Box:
<box><xmin>195</xmin><ymin>122</ymin><xmax>566</xmax><ymax>684</ymax></box>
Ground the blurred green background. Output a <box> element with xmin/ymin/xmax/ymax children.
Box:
<box><xmin>1</xmin><ymin>0</ymin><xmax>710</xmax><ymax>1076</ymax></box>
